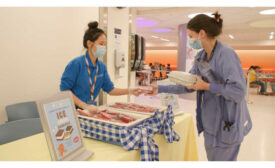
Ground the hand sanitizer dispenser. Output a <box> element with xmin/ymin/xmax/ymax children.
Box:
<box><xmin>115</xmin><ymin>49</ymin><xmax>125</xmax><ymax>68</ymax></box>
<box><xmin>114</xmin><ymin>49</ymin><xmax>125</xmax><ymax>78</ymax></box>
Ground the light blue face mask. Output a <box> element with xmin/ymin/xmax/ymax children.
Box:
<box><xmin>92</xmin><ymin>45</ymin><xmax>106</xmax><ymax>58</ymax></box>
<box><xmin>189</xmin><ymin>37</ymin><xmax>202</xmax><ymax>50</ymax></box>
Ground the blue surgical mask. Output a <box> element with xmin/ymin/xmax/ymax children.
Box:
<box><xmin>189</xmin><ymin>36</ymin><xmax>202</xmax><ymax>50</ymax></box>
<box><xmin>92</xmin><ymin>45</ymin><xmax>106</xmax><ymax>58</ymax></box>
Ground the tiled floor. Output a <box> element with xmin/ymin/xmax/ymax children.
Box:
<box><xmin>135</xmin><ymin>84</ymin><xmax>275</xmax><ymax>161</ymax></box>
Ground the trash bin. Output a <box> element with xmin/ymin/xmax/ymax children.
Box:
<box><xmin>271</xmin><ymin>82</ymin><xmax>275</xmax><ymax>93</ymax></box>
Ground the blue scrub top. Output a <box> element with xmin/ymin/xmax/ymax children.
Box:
<box><xmin>60</xmin><ymin>51</ymin><xmax>114</xmax><ymax>105</ymax></box>
<box><xmin>158</xmin><ymin>41</ymin><xmax>252</xmax><ymax>148</ymax></box>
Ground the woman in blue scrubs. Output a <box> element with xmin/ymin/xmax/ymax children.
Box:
<box><xmin>60</xmin><ymin>21</ymin><xmax>140</xmax><ymax>113</ymax></box>
<box><xmin>147</xmin><ymin>12</ymin><xmax>252</xmax><ymax>161</ymax></box>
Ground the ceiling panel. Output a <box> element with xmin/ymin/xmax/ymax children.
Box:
<box><xmin>135</xmin><ymin>7</ymin><xmax>275</xmax><ymax>50</ymax></box>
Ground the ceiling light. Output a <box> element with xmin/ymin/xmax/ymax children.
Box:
<box><xmin>188</xmin><ymin>13</ymin><xmax>213</xmax><ymax>19</ymax></box>
<box><xmin>229</xmin><ymin>34</ymin><xmax>234</xmax><ymax>39</ymax></box>
<box><xmin>271</xmin><ymin>32</ymin><xmax>274</xmax><ymax>35</ymax></box>
<box><xmin>259</xmin><ymin>9</ymin><xmax>275</xmax><ymax>15</ymax></box>
<box><xmin>150</xmin><ymin>28</ymin><xmax>172</xmax><ymax>32</ymax></box>
<box><xmin>160</xmin><ymin>38</ymin><xmax>170</xmax><ymax>42</ymax></box>
<box><xmin>152</xmin><ymin>36</ymin><xmax>159</xmax><ymax>38</ymax></box>
<box><xmin>270</xmin><ymin>35</ymin><xmax>274</xmax><ymax>40</ymax></box>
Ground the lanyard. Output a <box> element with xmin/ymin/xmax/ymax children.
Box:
<box><xmin>84</xmin><ymin>53</ymin><xmax>98</xmax><ymax>102</ymax></box>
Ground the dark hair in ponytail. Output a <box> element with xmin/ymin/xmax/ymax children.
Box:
<box><xmin>187</xmin><ymin>12</ymin><xmax>223</xmax><ymax>38</ymax></box>
<box><xmin>83</xmin><ymin>21</ymin><xmax>105</xmax><ymax>48</ymax></box>
<box><xmin>248</xmin><ymin>65</ymin><xmax>255</xmax><ymax>70</ymax></box>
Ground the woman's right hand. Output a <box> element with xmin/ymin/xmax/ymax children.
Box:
<box><xmin>84</xmin><ymin>104</ymin><xmax>98</xmax><ymax>113</ymax></box>
<box><xmin>145</xmin><ymin>84</ymin><xmax>158</xmax><ymax>96</ymax></box>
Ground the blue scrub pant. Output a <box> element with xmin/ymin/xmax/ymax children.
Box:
<box><xmin>204</xmin><ymin>144</ymin><xmax>241</xmax><ymax>161</ymax></box>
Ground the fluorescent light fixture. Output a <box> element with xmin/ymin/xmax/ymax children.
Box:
<box><xmin>270</xmin><ymin>35</ymin><xmax>274</xmax><ymax>40</ymax></box>
<box><xmin>151</xmin><ymin>28</ymin><xmax>172</xmax><ymax>32</ymax></box>
<box><xmin>229</xmin><ymin>34</ymin><xmax>234</xmax><ymax>39</ymax></box>
<box><xmin>188</xmin><ymin>12</ymin><xmax>213</xmax><ymax>19</ymax></box>
<box><xmin>160</xmin><ymin>38</ymin><xmax>170</xmax><ymax>42</ymax></box>
<box><xmin>259</xmin><ymin>9</ymin><xmax>275</xmax><ymax>15</ymax></box>
<box><xmin>151</xmin><ymin>36</ymin><xmax>159</xmax><ymax>38</ymax></box>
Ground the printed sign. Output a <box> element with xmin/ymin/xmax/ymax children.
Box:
<box><xmin>160</xmin><ymin>93</ymin><xmax>179</xmax><ymax>110</ymax></box>
<box><xmin>43</xmin><ymin>98</ymin><xmax>82</xmax><ymax>160</ymax></box>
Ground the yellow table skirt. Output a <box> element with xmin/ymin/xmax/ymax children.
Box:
<box><xmin>0</xmin><ymin>113</ymin><xmax>198</xmax><ymax>161</ymax></box>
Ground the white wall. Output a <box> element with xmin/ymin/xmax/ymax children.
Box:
<box><xmin>0</xmin><ymin>7</ymin><xmax>99</xmax><ymax>124</ymax></box>
<box><xmin>105</xmin><ymin>7</ymin><xmax>130</xmax><ymax>104</ymax></box>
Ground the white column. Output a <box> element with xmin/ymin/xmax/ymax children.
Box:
<box><xmin>105</xmin><ymin>7</ymin><xmax>130</xmax><ymax>104</ymax></box>
<box><xmin>177</xmin><ymin>24</ymin><xmax>188</xmax><ymax>72</ymax></box>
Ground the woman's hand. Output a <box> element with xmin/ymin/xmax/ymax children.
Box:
<box><xmin>186</xmin><ymin>75</ymin><xmax>210</xmax><ymax>91</ymax></box>
<box><xmin>144</xmin><ymin>84</ymin><xmax>158</xmax><ymax>96</ymax></box>
<box><xmin>129</xmin><ymin>88</ymin><xmax>141</xmax><ymax>96</ymax></box>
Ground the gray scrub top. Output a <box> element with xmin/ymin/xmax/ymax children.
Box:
<box><xmin>158</xmin><ymin>41</ymin><xmax>252</xmax><ymax>147</ymax></box>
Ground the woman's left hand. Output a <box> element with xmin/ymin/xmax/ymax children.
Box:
<box><xmin>130</xmin><ymin>88</ymin><xmax>142</xmax><ymax>96</ymax></box>
<box><xmin>186</xmin><ymin>75</ymin><xmax>210</xmax><ymax>91</ymax></box>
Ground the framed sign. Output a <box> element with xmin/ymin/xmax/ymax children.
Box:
<box><xmin>36</xmin><ymin>91</ymin><xmax>93</xmax><ymax>161</ymax></box>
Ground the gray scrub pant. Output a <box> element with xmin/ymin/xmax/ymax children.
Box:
<box><xmin>205</xmin><ymin>144</ymin><xmax>241</xmax><ymax>161</ymax></box>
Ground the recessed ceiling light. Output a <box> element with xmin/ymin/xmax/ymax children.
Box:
<box><xmin>188</xmin><ymin>13</ymin><xmax>213</xmax><ymax>19</ymax></box>
<box><xmin>152</xmin><ymin>36</ymin><xmax>159</xmax><ymax>38</ymax></box>
<box><xmin>259</xmin><ymin>9</ymin><xmax>275</xmax><ymax>15</ymax></box>
<box><xmin>229</xmin><ymin>34</ymin><xmax>234</xmax><ymax>39</ymax></box>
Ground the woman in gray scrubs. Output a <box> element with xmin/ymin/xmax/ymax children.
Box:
<box><xmin>147</xmin><ymin>12</ymin><xmax>252</xmax><ymax>161</ymax></box>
